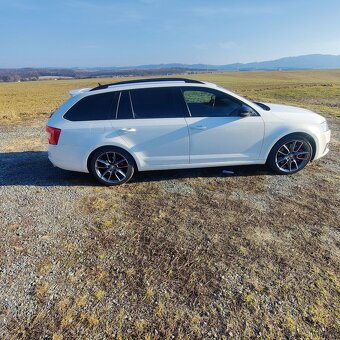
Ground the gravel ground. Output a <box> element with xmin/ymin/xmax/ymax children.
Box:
<box><xmin>0</xmin><ymin>117</ymin><xmax>339</xmax><ymax>339</ymax></box>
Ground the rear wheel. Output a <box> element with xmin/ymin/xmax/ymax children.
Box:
<box><xmin>89</xmin><ymin>147</ymin><xmax>135</xmax><ymax>185</ymax></box>
<box><xmin>268</xmin><ymin>134</ymin><xmax>312</xmax><ymax>174</ymax></box>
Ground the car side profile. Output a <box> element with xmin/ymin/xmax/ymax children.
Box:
<box><xmin>47</xmin><ymin>78</ymin><xmax>330</xmax><ymax>185</ymax></box>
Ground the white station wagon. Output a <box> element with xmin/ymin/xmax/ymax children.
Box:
<box><xmin>47</xmin><ymin>78</ymin><xmax>330</xmax><ymax>185</ymax></box>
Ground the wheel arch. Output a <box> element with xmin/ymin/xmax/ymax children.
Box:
<box><xmin>266</xmin><ymin>132</ymin><xmax>317</xmax><ymax>162</ymax></box>
<box><xmin>86</xmin><ymin>145</ymin><xmax>140</xmax><ymax>173</ymax></box>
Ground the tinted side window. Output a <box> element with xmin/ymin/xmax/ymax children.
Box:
<box><xmin>117</xmin><ymin>91</ymin><xmax>133</xmax><ymax>119</ymax></box>
<box><xmin>130</xmin><ymin>87</ymin><xmax>188</xmax><ymax>119</ymax></box>
<box><xmin>182</xmin><ymin>87</ymin><xmax>252</xmax><ymax>117</ymax></box>
<box><xmin>64</xmin><ymin>92</ymin><xmax>118</xmax><ymax>121</ymax></box>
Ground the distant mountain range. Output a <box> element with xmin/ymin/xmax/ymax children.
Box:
<box><xmin>78</xmin><ymin>54</ymin><xmax>340</xmax><ymax>71</ymax></box>
<box><xmin>1</xmin><ymin>54</ymin><xmax>339</xmax><ymax>82</ymax></box>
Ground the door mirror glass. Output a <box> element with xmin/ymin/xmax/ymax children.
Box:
<box><xmin>239</xmin><ymin>105</ymin><xmax>254</xmax><ymax>117</ymax></box>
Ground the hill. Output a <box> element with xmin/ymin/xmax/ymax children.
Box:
<box><xmin>1</xmin><ymin>54</ymin><xmax>339</xmax><ymax>82</ymax></box>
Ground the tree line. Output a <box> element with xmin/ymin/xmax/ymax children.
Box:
<box><xmin>0</xmin><ymin>67</ymin><xmax>201</xmax><ymax>82</ymax></box>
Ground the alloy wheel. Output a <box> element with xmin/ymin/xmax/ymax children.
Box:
<box><xmin>275</xmin><ymin>140</ymin><xmax>311</xmax><ymax>173</ymax></box>
<box><xmin>95</xmin><ymin>151</ymin><xmax>130</xmax><ymax>184</ymax></box>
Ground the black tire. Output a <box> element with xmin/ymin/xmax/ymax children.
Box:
<box><xmin>267</xmin><ymin>134</ymin><xmax>313</xmax><ymax>175</ymax></box>
<box><xmin>89</xmin><ymin>146</ymin><xmax>135</xmax><ymax>185</ymax></box>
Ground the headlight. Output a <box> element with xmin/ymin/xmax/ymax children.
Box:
<box><xmin>320</xmin><ymin>120</ymin><xmax>329</xmax><ymax>132</ymax></box>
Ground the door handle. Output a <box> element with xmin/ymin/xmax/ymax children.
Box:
<box><xmin>120</xmin><ymin>128</ymin><xmax>136</xmax><ymax>132</ymax></box>
<box><xmin>191</xmin><ymin>125</ymin><xmax>207</xmax><ymax>130</ymax></box>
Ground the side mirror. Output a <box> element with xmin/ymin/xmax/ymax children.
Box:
<box><xmin>239</xmin><ymin>105</ymin><xmax>253</xmax><ymax>117</ymax></box>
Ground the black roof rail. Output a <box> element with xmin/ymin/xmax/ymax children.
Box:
<box><xmin>90</xmin><ymin>77</ymin><xmax>204</xmax><ymax>91</ymax></box>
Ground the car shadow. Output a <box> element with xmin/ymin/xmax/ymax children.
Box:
<box><xmin>0</xmin><ymin>151</ymin><xmax>94</xmax><ymax>187</ymax></box>
<box><xmin>0</xmin><ymin>151</ymin><xmax>272</xmax><ymax>187</ymax></box>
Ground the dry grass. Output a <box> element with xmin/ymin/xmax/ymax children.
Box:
<box><xmin>2</xmin><ymin>136</ymin><xmax>45</xmax><ymax>152</ymax></box>
<box><xmin>0</xmin><ymin>70</ymin><xmax>339</xmax><ymax>338</ymax></box>
<box><xmin>0</xmin><ymin>69</ymin><xmax>339</xmax><ymax>123</ymax></box>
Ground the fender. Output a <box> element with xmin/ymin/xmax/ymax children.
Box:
<box><xmin>85</xmin><ymin>142</ymin><xmax>142</xmax><ymax>173</ymax></box>
<box><xmin>260</xmin><ymin>128</ymin><xmax>318</xmax><ymax>161</ymax></box>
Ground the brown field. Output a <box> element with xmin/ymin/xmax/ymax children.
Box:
<box><xmin>0</xmin><ymin>70</ymin><xmax>339</xmax><ymax>339</ymax></box>
<box><xmin>0</xmin><ymin>69</ymin><xmax>339</xmax><ymax>123</ymax></box>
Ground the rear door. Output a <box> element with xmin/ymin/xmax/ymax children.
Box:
<box><xmin>111</xmin><ymin>87</ymin><xmax>190</xmax><ymax>169</ymax></box>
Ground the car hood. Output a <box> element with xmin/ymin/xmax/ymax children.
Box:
<box><xmin>263</xmin><ymin>103</ymin><xmax>325</xmax><ymax>123</ymax></box>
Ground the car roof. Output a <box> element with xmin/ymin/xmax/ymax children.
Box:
<box><xmin>68</xmin><ymin>79</ymin><xmax>218</xmax><ymax>98</ymax></box>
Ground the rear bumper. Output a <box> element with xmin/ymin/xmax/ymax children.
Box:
<box><xmin>314</xmin><ymin>129</ymin><xmax>331</xmax><ymax>160</ymax></box>
<box><xmin>48</xmin><ymin>145</ymin><xmax>89</xmax><ymax>173</ymax></box>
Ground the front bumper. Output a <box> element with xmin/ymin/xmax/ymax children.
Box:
<box><xmin>314</xmin><ymin>129</ymin><xmax>331</xmax><ymax>160</ymax></box>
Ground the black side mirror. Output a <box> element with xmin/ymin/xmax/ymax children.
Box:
<box><xmin>239</xmin><ymin>105</ymin><xmax>253</xmax><ymax>117</ymax></box>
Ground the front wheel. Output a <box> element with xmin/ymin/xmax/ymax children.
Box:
<box><xmin>267</xmin><ymin>134</ymin><xmax>313</xmax><ymax>175</ymax></box>
<box><xmin>89</xmin><ymin>147</ymin><xmax>135</xmax><ymax>185</ymax></box>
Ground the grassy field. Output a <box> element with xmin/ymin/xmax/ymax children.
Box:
<box><xmin>0</xmin><ymin>71</ymin><xmax>339</xmax><ymax>339</ymax></box>
<box><xmin>0</xmin><ymin>70</ymin><xmax>339</xmax><ymax>123</ymax></box>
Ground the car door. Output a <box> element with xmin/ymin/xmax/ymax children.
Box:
<box><xmin>182</xmin><ymin>87</ymin><xmax>265</xmax><ymax>164</ymax></box>
<box><xmin>111</xmin><ymin>87</ymin><xmax>190</xmax><ymax>169</ymax></box>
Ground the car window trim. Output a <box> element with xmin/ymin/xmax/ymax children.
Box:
<box><xmin>179</xmin><ymin>88</ymin><xmax>192</xmax><ymax>117</ymax></box>
<box><xmin>107</xmin><ymin>91</ymin><xmax>119</xmax><ymax>120</ymax></box>
<box><xmin>128</xmin><ymin>91</ymin><xmax>136</xmax><ymax>119</ymax></box>
<box><xmin>115</xmin><ymin>91</ymin><xmax>122</xmax><ymax>119</ymax></box>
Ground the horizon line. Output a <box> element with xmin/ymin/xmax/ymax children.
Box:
<box><xmin>1</xmin><ymin>53</ymin><xmax>340</xmax><ymax>70</ymax></box>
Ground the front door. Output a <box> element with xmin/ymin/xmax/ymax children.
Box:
<box><xmin>182</xmin><ymin>87</ymin><xmax>265</xmax><ymax>164</ymax></box>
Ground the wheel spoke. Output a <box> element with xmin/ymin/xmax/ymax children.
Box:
<box><xmin>279</xmin><ymin>158</ymin><xmax>289</xmax><ymax>168</ymax></box>
<box><xmin>292</xmin><ymin>159</ymin><xmax>299</xmax><ymax>169</ymax></box>
<box><xmin>101</xmin><ymin>169</ymin><xmax>110</xmax><ymax>178</ymax></box>
<box><xmin>116</xmin><ymin>169</ymin><xmax>126</xmax><ymax>178</ymax></box>
<box><xmin>295</xmin><ymin>141</ymin><xmax>303</xmax><ymax>152</ymax></box>
<box><xmin>97</xmin><ymin>159</ymin><xmax>110</xmax><ymax>167</ymax></box>
<box><xmin>280</xmin><ymin>145</ymin><xmax>289</xmax><ymax>154</ymax></box>
<box><xmin>111</xmin><ymin>153</ymin><xmax>116</xmax><ymax>164</ymax></box>
<box><xmin>105</xmin><ymin>152</ymin><xmax>115</xmax><ymax>164</ymax></box>
<box><xmin>290</xmin><ymin>140</ymin><xmax>297</xmax><ymax>152</ymax></box>
<box><xmin>108</xmin><ymin>170</ymin><xmax>113</xmax><ymax>180</ymax></box>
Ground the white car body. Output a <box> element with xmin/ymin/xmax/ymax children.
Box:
<box><xmin>47</xmin><ymin>79</ymin><xmax>330</xmax><ymax>174</ymax></box>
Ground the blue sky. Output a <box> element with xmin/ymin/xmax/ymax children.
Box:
<box><xmin>0</xmin><ymin>0</ymin><xmax>339</xmax><ymax>67</ymax></box>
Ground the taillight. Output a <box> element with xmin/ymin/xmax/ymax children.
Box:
<box><xmin>46</xmin><ymin>126</ymin><xmax>61</xmax><ymax>145</ymax></box>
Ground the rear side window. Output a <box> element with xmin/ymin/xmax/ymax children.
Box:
<box><xmin>64</xmin><ymin>92</ymin><xmax>118</xmax><ymax>121</ymax></box>
<box><xmin>130</xmin><ymin>87</ymin><xmax>188</xmax><ymax>119</ymax></box>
